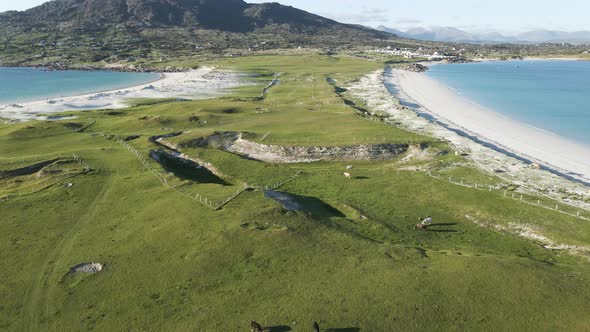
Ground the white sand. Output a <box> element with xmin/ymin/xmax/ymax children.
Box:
<box><xmin>348</xmin><ymin>69</ymin><xmax>590</xmax><ymax>210</ymax></box>
<box><xmin>389</xmin><ymin>68</ymin><xmax>590</xmax><ymax>183</ymax></box>
<box><xmin>0</xmin><ymin>67</ymin><xmax>242</xmax><ymax>122</ymax></box>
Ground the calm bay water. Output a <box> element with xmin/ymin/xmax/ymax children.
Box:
<box><xmin>0</xmin><ymin>67</ymin><xmax>160</xmax><ymax>104</ymax></box>
<box><xmin>426</xmin><ymin>60</ymin><xmax>590</xmax><ymax>145</ymax></box>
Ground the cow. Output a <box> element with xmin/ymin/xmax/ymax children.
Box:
<box><xmin>313</xmin><ymin>321</ymin><xmax>320</xmax><ymax>332</ymax></box>
<box><xmin>250</xmin><ymin>321</ymin><xmax>263</xmax><ymax>332</ymax></box>
<box><xmin>415</xmin><ymin>216</ymin><xmax>433</xmax><ymax>230</ymax></box>
<box><xmin>343</xmin><ymin>172</ymin><xmax>351</xmax><ymax>179</ymax></box>
<box><xmin>346</xmin><ymin>165</ymin><xmax>353</xmax><ymax>170</ymax></box>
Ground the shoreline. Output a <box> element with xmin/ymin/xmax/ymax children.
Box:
<box><xmin>388</xmin><ymin>67</ymin><xmax>590</xmax><ymax>184</ymax></box>
<box><xmin>0</xmin><ymin>69</ymin><xmax>164</xmax><ymax>105</ymax></box>
<box><xmin>347</xmin><ymin>69</ymin><xmax>590</xmax><ymax>210</ymax></box>
<box><xmin>0</xmin><ymin>67</ymin><xmax>242</xmax><ymax>122</ymax></box>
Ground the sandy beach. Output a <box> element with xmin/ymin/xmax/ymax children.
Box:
<box><xmin>0</xmin><ymin>67</ymin><xmax>242</xmax><ymax>122</ymax></box>
<box><xmin>389</xmin><ymin>68</ymin><xmax>590</xmax><ymax>183</ymax></box>
<box><xmin>348</xmin><ymin>68</ymin><xmax>590</xmax><ymax>210</ymax></box>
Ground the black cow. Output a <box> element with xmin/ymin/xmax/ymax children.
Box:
<box><xmin>251</xmin><ymin>321</ymin><xmax>263</xmax><ymax>332</ymax></box>
<box><xmin>313</xmin><ymin>321</ymin><xmax>320</xmax><ymax>332</ymax></box>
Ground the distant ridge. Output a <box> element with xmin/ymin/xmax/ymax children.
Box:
<box><xmin>378</xmin><ymin>25</ymin><xmax>590</xmax><ymax>44</ymax></box>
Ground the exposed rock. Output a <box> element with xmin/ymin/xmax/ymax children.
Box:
<box><xmin>396</xmin><ymin>63</ymin><xmax>428</xmax><ymax>72</ymax></box>
<box><xmin>178</xmin><ymin>131</ymin><xmax>409</xmax><ymax>163</ymax></box>
<box><xmin>234</xmin><ymin>139</ymin><xmax>408</xmax><ymax>163</ymax></box>
<box><xmin>71</xmin><ymin>262</ymin><xmax>103</xmax><ymax>274</ymax></box>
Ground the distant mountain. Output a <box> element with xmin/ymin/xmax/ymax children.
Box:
<box><xmin>379</xmin><ymin>26</ymin><xmax>477</xmax><ymax>43</ymax></box>
<box><xmin>0</xmin><ymin>0</ymin><xmax>397</xmax><ymax>66</ymax></box>
<box><xmin>515</xmin><ymin>30</ymin><xmax>590</xmax><ymax>43</ymax></box>
<box><xmin>378</xmin><ymin>26</ymin><xmax>590</xmax><ymax>44</ymax></box>
<box><xmin>405</xmin><ymin>27</ymin><xmax>477</xmax><ymax>42</ymax></box>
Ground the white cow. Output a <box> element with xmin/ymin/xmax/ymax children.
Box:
<box><xmin>343</xmin><ymin>172</ymin><xmax>352</xmax><ymax>179</ymax></box>
<box><xmin>415</xmin><ymin>216</ymin><xmax>433</xmax><ymax>230</ymax></box>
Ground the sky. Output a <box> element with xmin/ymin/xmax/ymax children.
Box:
<box><xmin>1</xmin><ymin>0</ymin><xmax>589</xmax><ymax>33</ymax></box>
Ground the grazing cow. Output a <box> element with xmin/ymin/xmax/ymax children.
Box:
<box><xmin>346</xmin><ymin>165</ymin><xmax>353</xmax><ymax>170</ymax></box>
<box><xmin>415</xmin><ymin>216</ymin><xmax>433</xmax><ymax>230</ymax></box>
<box><xmin>251</xmin><ymin>321</ymin><xmax>263</xmax><ymax>332</ymax></box>
<box><xmin>414</xmin><ymin>223</ymin><xmax>428</xmax><ymax>230</ymax></box>
<box><xmin>343</xmin><ymin>172</ymin><xmax>351</xmax><ymax>179</ymax></box>
<box><xmin>313</xmin><ymin>321</ymin><xmax>320</xmax><ymax>332</ymax></box>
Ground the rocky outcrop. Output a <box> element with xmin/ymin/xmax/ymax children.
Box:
<box><xmin>71</xmin><ymin>262</ymin><xmax>103</xmax><ymax>274</ymax></box>
<box><xmin>395</xmin><ymin>63</ymin><xmax>428</xmax><ymax>72</ymax></box>
<box><xmin>227</xmin><ymin>136</ymin><xmax>409</xmax><ymax>163</ymax></box>
<box><xmin>178</xmin><ymin>131</ymin><xmax>409</xmax><ymax>163</ymax></box>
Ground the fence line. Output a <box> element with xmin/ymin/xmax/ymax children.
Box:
<box><xmin>109</xmin><ymin>134</ymin><xmax>244</xmax><ymax>210</ymax></box>
<box><xmin>75</xmin><ymin>110</ymin><xmax>105</xmax><ymax>133</ymax></box>
<box><xmin>257</xmin><ymin>73</ymin><xmax>282</xmax><ymax>100</ymax></box>
<box><xmin>260</xmin><ymin>131</ymin><xmax>271</xmax><ymax>142</ymax></box>
<box><xmin>249</xmin><ymin>171</ymin><xmax>303</xmax><ymax>192</ymax></box>
<box><xmin>215</xmin><ymin>185</ymin><xmax>249</xmax><ymax>210</ymax></box>
<box><xmin>425</xmin><ymin>170</ymin><xmax>589</xmax><ymax>221</ymax></box>
<box><xmin>2</xmin><ymin>155</ymin><xmax>91</xmax><ymax>200</ymax></box>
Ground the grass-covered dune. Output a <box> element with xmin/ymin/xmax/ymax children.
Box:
<box><xmin>0</xmin><ymin>55</ymin><xmax>589</xmax><ymax>331</ymax></box>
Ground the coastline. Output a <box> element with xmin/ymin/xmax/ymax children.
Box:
<box><xmin>0</xmin><ymin>67</ymin><xmax>242</xmax><ymax>122</ymax></box>
<box><xmin>389</xmin><ymin>68</ymin><xmax>590</xmax><ymax>183</ymax></box>
<box><xmin>348</xmin><ymin>69</ymin><xmax>590</xmax><ymax>210</ymax></box>
<box><xmin>0</xmin><ymin>68</ymin><xmax>164</xmax><ymax>105</ymax></box>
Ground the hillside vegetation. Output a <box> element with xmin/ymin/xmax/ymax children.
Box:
<box><xmin>0</xmin><ymin>55</ymin><xmax>589</xmax><ymax>331</ymax></box>
<box><xmin>0</xmin><ymin>0</ymin><xmax>399</xmax><ymax>66</ymax></box>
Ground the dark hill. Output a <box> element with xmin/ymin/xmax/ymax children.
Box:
<box><xmin>0</xmin><ymin>0</ymin><xmax>399</xmax><ymax>66</ymax></box>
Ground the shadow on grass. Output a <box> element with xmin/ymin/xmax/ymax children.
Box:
<box><xmin>149</xmin><ymin>150</ymin><xmax>229</xmax><ymax>185</ymax></box>
<box><xmin>266</xmin><ymin>326</ymin><xmax>292</xmax><ymax>332</ymax></box>
<box><xmin>264</xmin><ymin>190</ymin><xmax>345</xmax><ymax>220</ymax></box>
<box><xmin>426</xmin><ymin>222</ymin><xmax>458</xmax><ymax>233</ymax></box>
<box><xmin>325</xmin><ymin>328</ymin><xmax>361</xmax><ymax>332</ymax></box>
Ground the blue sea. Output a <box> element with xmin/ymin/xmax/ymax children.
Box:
<box><xmin>0</xmin><ymin>67</ymin><xmax>160</xmax><ymax>104</ymax></box>
<box><xmin>426</xmin><ymin>60</ymin><xmax>590</xmax><ymax>145</ymax></box>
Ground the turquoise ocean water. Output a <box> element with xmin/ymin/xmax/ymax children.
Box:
<box><xmin>425</xmin><ymin>60</ymin><xmax>590</xmax><ymax>146</ymax></box>
<box><xmin>0</xmin><ymin>67</ymin><xmax>160</xmax><ymax>104</ymax></box>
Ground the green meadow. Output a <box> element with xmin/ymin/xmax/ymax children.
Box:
<box><xmin>1</xmin><ymin>55</ymin><xmax>589</xmax><ymax>331</ymax></box>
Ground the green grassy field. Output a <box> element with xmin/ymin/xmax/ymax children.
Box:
<box><xmin>1</xmin><ymin>55</ymin><xmax>589</xmax><ymax>331</ymax></box>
